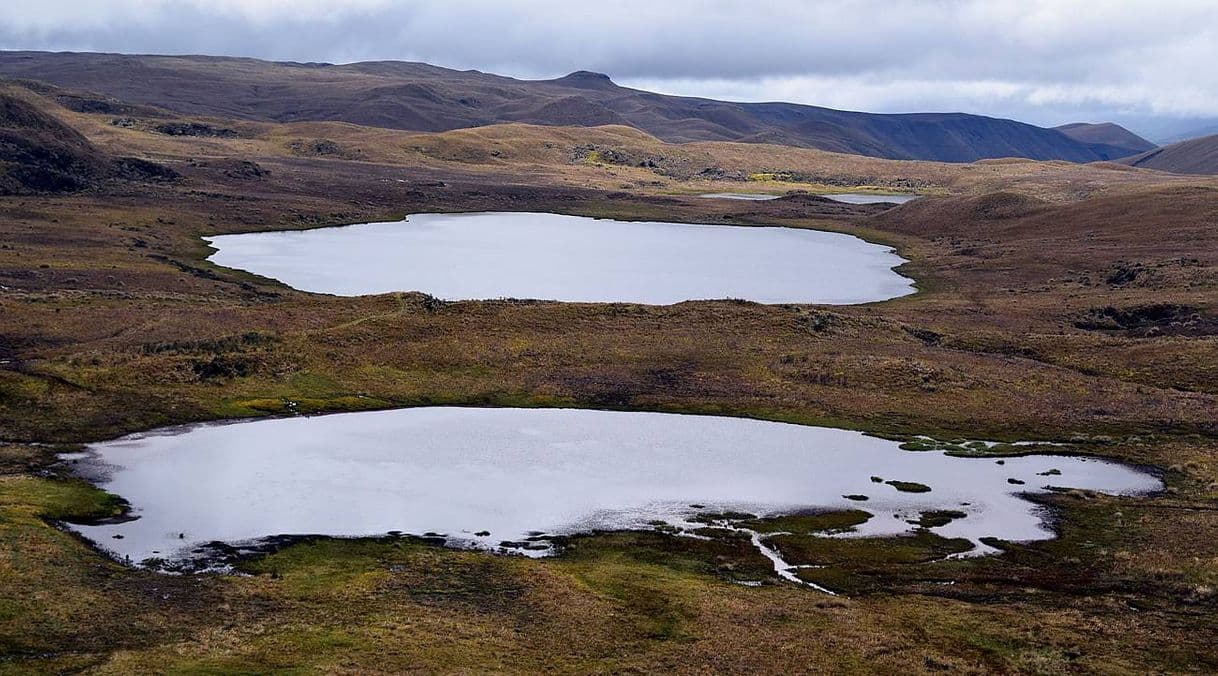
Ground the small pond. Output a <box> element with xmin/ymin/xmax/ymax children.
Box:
<box><xmin>64</xmin><ymin>408</ymin><xmax>1159</xmax><ymax>574</ymax></box>
<box><xmin>204</xmin><ymin>211</ymin><xmax>914</xmax><ymax>304</ymax></box>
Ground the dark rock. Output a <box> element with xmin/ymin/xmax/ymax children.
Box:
<box><xmin>221</xmin><ymin>160</ymin><xmax>270</xmax><ymax>180</ymax></box>
<box><xmin>154</xmin><ymin>121</ymin><xmax>240</xmax><ymax>138</ymax></box>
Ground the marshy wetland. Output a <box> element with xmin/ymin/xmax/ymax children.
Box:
<box><xmin>204</xmin><ymin>211</ymin><xmax>915</xmax><ymax>304</ymax></box>
<box><xmin>65</xmin><ymin>407</ymin><xmax>1159</xmax><ymax>581</ymax></box>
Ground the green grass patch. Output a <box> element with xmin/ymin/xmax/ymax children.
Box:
<box><xmin>767</xmin><ymin>530</ymin><xmax>974</xmax><ymax>568</ymax></box>
<box><xmin>237</xmin><ymin>537</ymin><xmax>409</xmax><ymax>596</ymax></box>
<box><xmin>886</xmin><ymin>480</ymin><xmax>932</xmax><ymax>493</ymax></box>
<box><xmin>739</xmin><ymin>509</ymin><xmax>873</xmax><ymax>534</ymax></box>
<box><xmin>909</xmin><ymin>510</ymin><xmax>968</xmax><ymax>529</ymax></box>
<box><xmin>0</xmin><ymin>476</ymin><xmax>126</xmax><ymax>521</ymax></box>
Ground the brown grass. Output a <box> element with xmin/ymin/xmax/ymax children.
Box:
<box><xmin>0</xmin><ymin>85</ymin><xmax>1216</xmax><ymax>672</ymax></box>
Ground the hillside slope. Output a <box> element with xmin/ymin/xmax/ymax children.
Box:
<box><xmin>0</xmin><ymin>51</ymin><xmax>1130</xmax><ymax>164</ymax></box>
<box><xmin>1120</xmin><ymin>135</ymin><xmax>1218</xmax><ymax>175</ymax></box>
<box><xmin>1158</xmin><ymin>121</ymin><xmax>1218</xmax><ymax>145</ymax></box>
<box><xmin>1054</xmin><ymin>122</ymin><xmax>1155</xmax><ymax>159</ymax></box>
<box><xmin>0</xmin><ymin>88</ymin><xmax>177</xmax><ymax>194</ymax></box>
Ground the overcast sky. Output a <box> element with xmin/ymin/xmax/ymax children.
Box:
<box><xmin>3</xmin><ymin>0</ymin><xmax>1217</xmax><ymax>138</ymax></box>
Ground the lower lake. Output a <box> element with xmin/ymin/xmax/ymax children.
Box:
<box><xmin>64</xmin><ymin>407</ymin><xmax>1159</xmax><ymax>573</ymax></box>
<box><xmin>204</xmin><ymin>211</ymin><xmax>914</xmax><ymax>304</ymax></box>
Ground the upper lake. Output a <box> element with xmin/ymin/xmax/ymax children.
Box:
<box><xmin>204</xmin><ymin>212</ymin><xmax>914</xmax><ymax>304</ymax></box>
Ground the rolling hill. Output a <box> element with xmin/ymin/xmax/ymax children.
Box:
<box><xmin>1120</xmin><ymin>134</ymin><xmax>1218</xmax><ymax>175</ymax></box>
<box><xmin>0</xmin><ymin>88</ymin><xmax>177</xmax><ymax>194</ymax></box>
<box><xmin>0</xmin><ymin>51</ymin><xmax>1138</xmax><ymax>164</ymax></box>
<box><xmin>1157</xmin><ymin>121</ymin><xmax>1218</xmax><ymax>145</ymax></box>
<box><xmin>1054</xmin><ymin>122</ymin><xmax>1155</xmax><ymax>159</ymax></box>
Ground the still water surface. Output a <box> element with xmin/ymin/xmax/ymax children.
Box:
<box><xmin>66</xmin><ymin>407</ymin><xmax>1159</xmax><ymax>568</ymax></box>
<box><xmin>204</xmin><ymin>211</ymin><xmax>914</xmax><ymax>304</ymax></box>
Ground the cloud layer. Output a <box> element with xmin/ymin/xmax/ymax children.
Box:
<box><xmin>3</xmin><ymin>0</ymin><xmax>1216</xmax><ymax>133</ymax></box>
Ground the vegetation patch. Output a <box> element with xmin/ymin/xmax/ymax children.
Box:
<box><xmin>1074</xmin><ymin>303</ymin><xmax>1215</xmax><ymax>337</ymax></box>
<box><xmin>886</xmin><ymin>480</ymin><xmax>932</xmax><ymax>493</ymax></box>
<box><xmin>287</xmin><ymin>138</ymin><xmax>357</xmax><ymax>158</ymax></box>
<box><xmin>142</xmin><ymin>331</ymin><xmax>281</xmax><ymax>355</ymax></box>
<box><xmin>897</xmin><ymin>437</ymin><xmax>1053</xmax><ymax>458</ymax></box>
<box><xmin>909</xmin><ymin>510</ymin><xmax>968</xmax><ymax>529</ymax></box>
<box><xmin>688</xmin><ymin>510</ymin><xmax>757</xmax><ymax>524</ymax></box>
<box><xmin>153</xmin><ymin>121</ymin><xmax>241</xmax><ymax>138</ymax></box>
<box><xmin>768</xmin><ymin>529</ymin><xmax>974</xmax><ymax>568</ymax></box>
<box><xmin>560</xmin><ymin>530</ymin><xmax>775</xmax><ymax>584</ymax></box>
<box><xmin>738</xmin><ymin>509</ymin><xmax>872</xmax><ymax>534</ymax></box>
<box><xmin>0</xmin><ymin>475</ymin><xmax>127</xmax><ymax>523</ymax></box>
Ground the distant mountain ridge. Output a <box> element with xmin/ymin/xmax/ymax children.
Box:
<box><xmin>1160</xmin><ymin>124</ymin><xmax>1218</xmax><ymax>145</ymax></box>
<box><xmin>1054</xmin><ymin>122</ymin><xmax>1156</xmax><ymax>159</ymax></box>
<box><xmin>0</xmin><ymin>51</ymin><xmax>1149</xmax><ymax>164</ymax></box>
<box><xmin>1120</xmin><ymin>134</ymin><xmax>1218</xmax><ymax>175</ymax></box>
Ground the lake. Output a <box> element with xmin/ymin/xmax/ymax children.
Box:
<box><xmin>64</xmin><ymin>407</ymin><xmax>1159</xmax><ymax>572</ymax></box>
<box><xmin>204</xmin><ymin>211</ymin><xmax>914</xmax><ymax>304</ymax></box>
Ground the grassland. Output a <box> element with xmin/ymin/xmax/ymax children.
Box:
<box><xmin>1</xmin><ymin>84</ymin><xmax>1216</xmax><ymax>672</ymax></box>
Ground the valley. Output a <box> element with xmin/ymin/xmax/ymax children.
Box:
<box><xmin>1</xmin><ymin>63</ymin><xmax>1217</xmax><ymax>673</ymax></box>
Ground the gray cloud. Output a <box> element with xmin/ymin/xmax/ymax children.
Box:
<box><xmin>2</xmin><ymin>1</ymin><xmax>1216</xmax><ymax>135</ymax></box>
